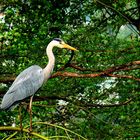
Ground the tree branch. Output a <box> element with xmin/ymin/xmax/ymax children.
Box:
<box><xmin>107</xmin><ymin>74</ymin><xmax>140</xmax><ymax>81</ymax></box>
<box><xmin>0</xmin><ymin>126</ymin><xmax>48</xmax><ymax>140</ymax></box>
<box><xmin>24</xmin><ymin>95</ymin><xmax>133</xmax><ymax>108</ymax></box>
<box><xmin>80</xmin><ymin>98</ymin><xmax>133</xmax><ymax>108</ymax></box>
<box><xmin>0</xmin><ymin>90</ymin><xmax>134</xmax><ymax>108</ymax></box>
<box><xmin>96</xmin><ymin>0</ymin><xmax>140</xmax><ymax>34</ymax></box>
<box><xmin>1</xmin><ymin>61</ymin><xmax>140</xmax><ymax>83</ymax></box>
<box><xmin>58</xmin><ymin>51</ymin><xmax>75</xmax><ymax>71</ymax></box>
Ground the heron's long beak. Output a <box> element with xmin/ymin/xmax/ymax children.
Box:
<box><xmin>63</xmin><ymin>43</ymin><xmax>77</xmax><ymax>51</ymax></box>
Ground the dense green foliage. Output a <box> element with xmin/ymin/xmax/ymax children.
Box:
<box><xmin>0</xmin><ymin>0</ymin><xmax>140</xmax><ymax>139</ymax></box>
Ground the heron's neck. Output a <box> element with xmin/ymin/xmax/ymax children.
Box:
<box><xmin>43</xmin><ymin>43</ymin><xmax>55</xmax><ymax>82</ymax></box>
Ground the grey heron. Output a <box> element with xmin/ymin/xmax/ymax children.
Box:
<box><xmin>0</xmin><ymin>38</ymin><xmax>77</xmax><ymax>131</ymax></box>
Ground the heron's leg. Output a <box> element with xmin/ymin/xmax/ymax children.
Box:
<box><xmin>19</xmin><ymin>103</ymin><xmax>23</xmax><ymax>130</ymax></box>
<box><xmin>29</xmin><ymin>96</ymin><xmax>33</xmax><ymax>132</ymax></box>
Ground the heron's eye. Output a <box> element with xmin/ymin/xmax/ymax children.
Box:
<box><xmin>60</xmin><ymin>41</ymin><xmax>65</xmax><ymax>45</ymax></box>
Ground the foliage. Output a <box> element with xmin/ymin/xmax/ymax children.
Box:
<box><xmin>0</xmin><ymin>0</ymin><xmax>140</xmax><ymax>139</ymax></box>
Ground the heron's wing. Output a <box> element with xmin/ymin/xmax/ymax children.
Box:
<box><xmin>12</xmin><ymin>65</ymin><xmax>41</xmax><ymax>85</ymax></box>
<box><xmin>1</xmin><ymin>65</ymin><xmax>44</xmax><ymax>110</ymax></box>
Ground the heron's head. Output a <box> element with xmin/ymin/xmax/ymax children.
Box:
<box><xmin>51</xmin><ymin>38</ymin><xmax>77</xmax><ymax>51</ymax></box>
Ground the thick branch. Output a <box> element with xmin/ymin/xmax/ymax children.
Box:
<box><xmin>102</xmin><ymin>61</ymin><xmax>140</xmax><ymax>74</ymax></box>
<box><xmin>51</xmin><ymin>72</ymin><xmax>100</xmax><ymax>78</ymax></box>
<box><xmin>1</xmin><ymin>61</ymin><xmax>140</xmax><ymax>83</ymax></box>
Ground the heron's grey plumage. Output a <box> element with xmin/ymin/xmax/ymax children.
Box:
<box><xmin>1</xmin><ymin>65</ymin><xmax>44</xmax><ymax>110</ymax></box>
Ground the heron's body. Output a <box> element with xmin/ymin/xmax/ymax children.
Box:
<box><xmin>1</xmin><ymin>65</ymin><xmax>44</xmax><ymax>110</ymax></box>
<box><xmin>0</xmin><ymin>38</ymin><xmax>77</xmax><ymax>110</ymax></box>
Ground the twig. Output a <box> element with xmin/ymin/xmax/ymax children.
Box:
<box><xmin>0</xmin><ymin>126</ymin><xmax>48</xmax><ymax>140</ymax></box>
